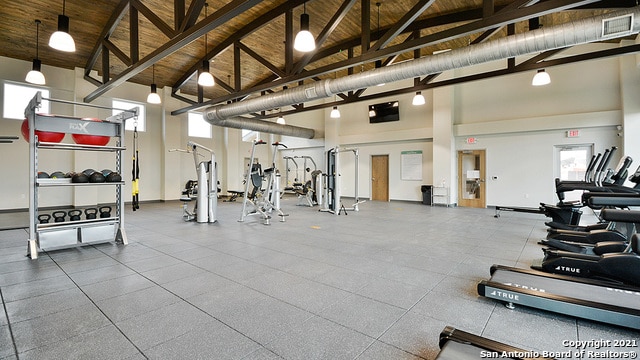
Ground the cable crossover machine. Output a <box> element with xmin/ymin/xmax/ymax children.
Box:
<box><xmin>239</xmin><ymin>139</ymin><xmax>288</xmax><ymax>225</ymax></box>
<box><xmin>169</xmin><ymin>141</ymin><xmax>217</xmax><ymax>223</ymax></box>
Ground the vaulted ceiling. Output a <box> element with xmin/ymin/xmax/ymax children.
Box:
<box><xmin>1</xmin><ymin>0</ymin><xmax>637</xmax><ymax>118</ymax></box>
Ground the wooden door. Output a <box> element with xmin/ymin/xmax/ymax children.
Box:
<box><xmin>371</xmin><ymin>155</ymin><xmax>389</xmax><ymax>201</ymax></box>
<box><xmin>458</xmin><ymin>150</ymin><xmax>486</xmax><ymax>208</ymax></box>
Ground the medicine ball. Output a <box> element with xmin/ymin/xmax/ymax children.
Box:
<box><xmin>50</xmin><ymin>171</ymin><xmax>66</xmax><ymax>179</ymax></box>
<box><xmin>21</xmin><ymin>117</ymin><xmax>65</xmax><ymax>143</ymax></box>
<box><xmin>106</xmin><ymin>171</ymin><xmax>122</xmax><ymax>182</ymax></box>
<box><xmin>89</xmin><ymin>172</ymin><xmax>106</xmax><ymax>183</ymax></box>
<box><xmin>82</xmin><ymin>169</ymin><xmax>96</xmax><ymax>176</ymax></box>
<box><xmin>37</xmin><ymin>171</ymin><xmax>49</xmax><ymax>178</ymax></box>
<box><xmin>72</xmin><ymin>172</ymin><xmax>89</xmax><ymax>183</ymax></box>
<box><xmin>71</xmin><ymin>118</ymin><xmax>110</xmax><ymax>146</ymax></box>
<box><xmin>101</xmin><ymin>169</ymin><xmax>113</xmax><ymax>177</ymax></box>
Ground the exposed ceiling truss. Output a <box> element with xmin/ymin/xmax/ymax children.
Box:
<box><xmin>77</xmin><ymin>0</ymin><xmax>638</xmax><ymax>119</ymax></box>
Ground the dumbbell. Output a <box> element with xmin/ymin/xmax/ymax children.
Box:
<box><xmin>68</xmin><ymin>209</ymin><xmax>82</xmax><ymax>221</ymax></box>
<box><xmin>52</xmin><ymin>211</ymin><xmax>67</xmax><ymax>223</ymax></box>
<box><xmin>99</xmin><ymin>206</ymin><xmax>112</xmax><ymax>218</ymax></box>
<box><xmin>38</xmin><ymin>214</ymin><xmax>51</xmax><ymax>224</ymax></box>
<box><xmin>84</xmin><ymin>208</ymin><xmax>98</xmax><ymax>220</ymax></box>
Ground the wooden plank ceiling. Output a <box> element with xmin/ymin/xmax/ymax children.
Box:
<box><xmin>0</xmin><ymin>0</ymin><xmax>637</xmax><ymax>116</ymax></box>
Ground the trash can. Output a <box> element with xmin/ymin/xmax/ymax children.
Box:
<box><xmin>421</xmin><ymin>185</ymin><xmax>432</xmax><ymax>205</ymax></box>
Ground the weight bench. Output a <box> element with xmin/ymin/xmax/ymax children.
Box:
<box><xmin>225</xmin><ymin>190</ymin><xmax>244</xmax><ymax>202</ymax></box>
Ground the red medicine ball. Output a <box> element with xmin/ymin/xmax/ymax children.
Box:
<box><xmin>71</xmin><ymin>118</ymin><xmax>110</xmax><ymax>146</ymax></box>
<box><xmin>21</xmin><ymin>118</ymin><xmax>65</xmax><ymax>143</ymax></box>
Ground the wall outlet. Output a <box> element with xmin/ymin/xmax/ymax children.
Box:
<box><xmin>491</xmin><ymin>176</ymin><xmax>498</xmax><ymax>180</ymax></box>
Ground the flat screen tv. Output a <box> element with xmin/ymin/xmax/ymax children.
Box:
<box><xmin>368</xmin><ymin>101</ymin><xmax>399</xmax><ymax>123</ymax></box>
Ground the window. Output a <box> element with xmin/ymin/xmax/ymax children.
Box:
<box><xmin>188</xmin><ymin>112</ymin><xmax>211</xmax><ymax>138</ymax></box>
<box><xmin>112</xmin><ymin>99</ymin><xmax>145</xmax><ymax>131</ymax></box>
<box><xmin>3</xmin><ymin>83</ymin><xmax>50</xmax><ymax>120</ymax></box>
<box><xmin>242</xmin><ymin>129</ymin><xmax>259</xmax><ymax>142</ymax></box>
<box><xmin>555</xmin><ymin>144</ymin><xmax>593</xmax><ymax>202</ymax></box>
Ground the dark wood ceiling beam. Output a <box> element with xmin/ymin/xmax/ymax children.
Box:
<box><xmin>214</xmin><ymin>75</ymin><xmax>235</xmax><ymax>93</ymax></box>
<box><xmin>179</xmin><ymin>0</ymin><xmax>206</xmax><ymax>33</ymax></box>
<box><xmin>368</xmin><ymin>0</ymin><xmax>436</xmax><ymax>53</ymax></box>
<box><xmin>85</xmin><ymin>0</ymin><xmax>262</xmax><ymax>103</ymax></box>
<box><xmin>234</xmin><ymin>41</ymin><xmax>286</xmax><ymax>79</ymax></box>
<box><xmin>103</xmin><ymin>39</ymin><xmax>131</xmax><ymax>66</ymax></box>
<box><xmin>131</xmin><ymin>0</ymin><xmax>176</xmax><ymax>38</ymax></box>
<box><xmin>285</xmin><ymin>8</ymin><xmax>294</xmax><ymax>75</ymax></box>
<box><xmin>130</xmin><ymin>6</ymin><xmax>139</xmax><ymax>64</ymax></box>
<box><xmin>102</xmin><ymin>45</ymin><xmax>110</xmax><ymax>84</ymax></box>
<box><xmin>483</xmin><ymin>0</ymin><xmax>494</xmax><ymax>17</ymax></box>
<box><xmin>171</xmin><ymin>0</ymin><xmax>597</xmax><ymax>113</ymax></box>
<box><xmin>84</xmin><ymin>0</ymin><xmax>129</xmax><ymax>77</ymax></box>
<box><xmin>234</xmin><ymin>42</ymin><xmax>242</xmax><ymax>91</ymax></box>
<box><xmin>171</xmin><ymin>0</ymin><xmax>308</xmax><ymax>91</ymax></box>
<box><xmin>291</xmin><ymin>0</ymin><xmax>358</xmax><ymax>74</ymax></box>
<box><xmin>175</xmin><ymin>0</ymin><xmax>185</xmax><ymax>31</ymax></box>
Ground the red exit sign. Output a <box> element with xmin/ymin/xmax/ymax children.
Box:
<box><xmin>566</xmin><ymin>129</ymin><xmax>580</xmax><ymax>138</ymax></box>
<box><xmin>466</xmin><ymin>137</ymin><xmax>477</xmax><ymax>144</ymax></box>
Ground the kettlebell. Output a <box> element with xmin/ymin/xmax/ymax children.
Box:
<box><xmin>72</xmin><ymin>173</ymin><xmax>89</xmax><ymax>183</ymax></box>
<box><xmin>89</xmin><ymin>172</ymin><xmax>106</xmax><ymax>183</ymax></box>
<box><xmin>99</xmin><ymin>206</ymin><xmax>112</xmax><ymax>218</ymax></box>
<box><xmin>38</xmin><ymin>214</ymin><xmax>51</xmax><ymax>224</ymax></box>
<box><xmin>106</xmin><ymin>171</ymin><xmax>122</xmax><ymax>182</ymax></box>
<box><xmin>52</xmin><ymin>211</ymin><xmax>66</xmax><ymax>223</ymax></box>
<box><xmin>68</xmin><ymin>209</ymin><xmax>82</xmax><ymax>221</ymax></box>
<box><xmin>84</xmin><ymin>208</ymin><xmax>98</xmax><ymax>220</ymax></box>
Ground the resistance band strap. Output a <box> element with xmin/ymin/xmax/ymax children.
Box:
<box><xmin>132</xmin><ymin>126</ymin><xmax>140</xmax><ymax>211</ymax></box>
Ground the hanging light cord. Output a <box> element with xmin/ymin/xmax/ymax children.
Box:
<box><xmin>62</xmin><ymin>0</ymin><xmax>66</xmax><ymax>15</ymax></box>
<box><xmin>204</xmin><ymin>3</ymin><xmax>208</xmax><ymax>54</ymax></box>
<box><xmin>35</xmin><ymin>20</ymin><xmax>40</xmax><ymax>59</ymax></box>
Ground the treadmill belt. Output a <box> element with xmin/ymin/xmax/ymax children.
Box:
<box><xmin>491</xmin><ymin>269</ymin><xmax>640</xmax><ymax>309</ymax></box>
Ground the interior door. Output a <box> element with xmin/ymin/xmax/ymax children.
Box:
<box><xmin>458</xmin><ymin>150</ymin><xmax>486</xmax><ymax>208</ymax></box>
<box><xmin>371</xmin><ymin>155</ymin><xmax>389</xmax><ymax>201</ymax></box>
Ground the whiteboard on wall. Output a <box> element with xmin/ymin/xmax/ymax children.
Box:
<box><xmin>401</xmin><ymin>150</ymin><xmax>422</xmax><ymax>181</ymax></box>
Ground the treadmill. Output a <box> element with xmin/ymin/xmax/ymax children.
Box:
<box><xmin>478</xmin><ymin>265</ymin><xmax>640</xmax><ymax>330</ymax></box>
<box><xmin>436</xmin><ymin>326</ymin><xmax>556</xmax><ymax>360</ymax></box>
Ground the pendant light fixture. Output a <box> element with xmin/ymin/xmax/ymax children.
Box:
<box><xmin>147</xmin><ymin>65</ymin><xmax>161</xmax><ymax>104</ymax></box>
<box><xmin>330</xmin><ymin>72</ymin><xmax>341</xmax><ymax>118</ymax></box>
<box><xmin>330</xmin><ymin>106</ymin><xmax>341</xmax><ymax>118</ymax></box>
<box><xmin>294</xmin><ymin>2</ymin><xmax>316</xmax><ymax>52</ymax></box>
<box><xmin>276</xmin><ymin>108</ymin><xmax>285</xmax><ymax>124</ymax></box>
<box><xmin>49</xmin><ymin>0</ymin><xmax>76</xmax><ymax>52</ymax></box>
<box><xmin>26</xmin><ymin>20</ymin><xmax>46</xmax><ymax>85</ymax></box>
<box><xmin>532</xmin><ymin>69</ymin><xmax>551</xmax><ymax>86</ymax></box>
<box><xmin>412</xmin><ymin>91</ymin><xmax>425</xmax><ymax>106</ymax></box>
<box><xmin>375</xmin><ymin>3</ymin><xmax>385</xmax><ymax>86</ymax></box>
<box><xmin>198</xmin><ymin>3</ymin><xmax>215</xmax><ymax>87</ymax></box>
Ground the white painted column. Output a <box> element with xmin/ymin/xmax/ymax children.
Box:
<box><xmin>432</xmin><ymin>72</ymin><xmax>456</xmax><ymax>205</ymax></box>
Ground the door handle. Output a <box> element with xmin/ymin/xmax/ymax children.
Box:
<box><xmin>372</xmin><ymin>177</ymin><xmax>376</xmax><ymax>181</ymax></box>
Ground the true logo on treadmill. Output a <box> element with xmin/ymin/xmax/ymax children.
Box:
<box><xmin>554</xmin><ymin>265</ymin><xmax>581</xmax><ymax>274</ymax></box>
<box><xmin>504</xmin><ymin>282</ymin><xmax>546</xmax><ymax>293</ymax></box>
<box><xmin>606</xmin><ymin>287</ymin><xmax>640</xmax><ymax>296</ymax></box>
<box><xmin>489</xmin><ymin>290</ymin><xmax>519</xmax><ymax>301</ymax></box>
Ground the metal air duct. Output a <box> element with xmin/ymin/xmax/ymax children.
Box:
<box><xmin>204</xmin><ymin>7</ymin><xmax>640</xmax><ymax>134</ymax></box>
<box><xmin>212</xmin><ymin>117</ymin><xmax>315</xmax><ymax>139</ymax></box>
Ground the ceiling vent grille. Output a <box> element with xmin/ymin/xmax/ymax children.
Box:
<box><xmin>602</xmin><ymin>14</ymin><xmax>634</xmax><ymax>38</ymax></box>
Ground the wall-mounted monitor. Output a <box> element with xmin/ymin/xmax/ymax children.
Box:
<box><xmin>368</xmin><ymin>101</ymin><xmax>399</xmax><ymax>123</ymax></box>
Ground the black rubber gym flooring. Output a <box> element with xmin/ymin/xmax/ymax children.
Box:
<box><xmin>0</xmin><ymin>199</ymin><xmax>637</xmax><ymax>359</ymax></box>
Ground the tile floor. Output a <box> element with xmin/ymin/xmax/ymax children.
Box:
<box><xmin>0</xmin><ymin>198</ymin><xmax>637</xmax><ymax>359</ymax></box>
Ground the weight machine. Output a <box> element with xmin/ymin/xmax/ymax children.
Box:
<box><xmin>239</xmin><ymin>140</ymin><xmax>288</xmax><ymax>225</ymax></box>
<box><xmin>320</xmin><ymin>146</ymin><xmax>365</xmax><ymax>215</ymax></box>
<box><xmin>170</xmin><ymin>141</ymin><xmax>217</xmax><ymax>223</ymax></box>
